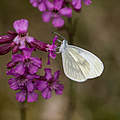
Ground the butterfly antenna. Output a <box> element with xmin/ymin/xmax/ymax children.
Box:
<box><xmin>52</xmin><ymin>32</ymin><xmax>65</xmax><ymax>40</ymax></box>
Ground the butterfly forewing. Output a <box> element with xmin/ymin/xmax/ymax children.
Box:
<box><xmin>62</xmin><ymin>46</ymin><xmax>91</xmax><ymax>82</ymax></box>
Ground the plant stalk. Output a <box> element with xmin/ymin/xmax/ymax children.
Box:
<box><xmin>64</xmin><ymin>18</ymin><xmax>76</xmax><ymax>120</ymax></box>
<box><xmin>20</xmin><ymin>102</ymin><xmax>26</xmax><ymax>120</ymax></box>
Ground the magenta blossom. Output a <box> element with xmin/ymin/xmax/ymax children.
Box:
<box><xmin>37</xmin><ymin>68</ymin><xmax>64</xmax><ymax>99</ymax></box>
<box><xmin>72</xmin><ymin>0</ymin><xmax>92</xmax><ymax>10</ymax></box>
<box><xmin>0</xmin><ymin>18</ymin><xmax>63</xmax><ymax>103</ymax></box>
<box><xmin>42</xmin><ymin>0</ymin><xmax>72</xmax><ymax>27</ymax></box>
<box><xmin>0</xmin><ymin>19</ymin><xmax>50</xmax><ymax>55</ymax></box>
<box><xmin>30</xmin><ymin>0</ymin><xmax>92</xmax><ymax>27</ymax></box>
<box><xmin>8</xmin><ymin>73</ymin><xmax>40</xmax><ymax>102</ymax></box>
<box><xmin>7</xmin><ymin>48</ymin><xmax>42</xmax><ymax>75</ymax></box>
<box><xmin>46</xmin><ymin>35</ymin><xmax>58</xmax><ymax>64</ymax></box>
<box><xmin>0</xmin><ymin>19</ymin><xmax>34</xmax><ymax>54</ymax></box>
<box><xmin>30</xmin><ymin>0</ymin><xmax>54</xmax><ymax>11</ymax></box>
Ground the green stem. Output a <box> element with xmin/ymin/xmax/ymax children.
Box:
<box><xmin>64</xmin><ymin>18</ymin><xmax>76</xmax><ymax>120</ymax></box>
<box><xmin>20</xmin><ymin>102</ymin><xmax>26</xmax><ymax>120</ymax></box>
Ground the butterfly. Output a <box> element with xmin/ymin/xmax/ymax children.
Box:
<box><xmin>55</xmin><ymin>33</ymin><xmax>104</xmax><ymax>82</ymax></box>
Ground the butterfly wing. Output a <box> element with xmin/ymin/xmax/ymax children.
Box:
<box><xmin>61</xmin><ymin>45</ymin><xmax>104</xmax><ymax>82</ymax></box>
<box><xmin>61</xmin><ymin>46</ymin><xmax>91</xmax><ymax>82</ymax></box>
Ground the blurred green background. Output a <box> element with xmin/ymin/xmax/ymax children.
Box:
<box><xmin>0</xmin><ymin>0</ymin><xmax>120</xmax><ymax>120</ymax></box>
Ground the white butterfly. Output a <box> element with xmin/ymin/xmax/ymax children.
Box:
<box><xmin>59</xmin><ymin>40</ymin><xmax>104</xmax><ymax>82</ymax></box>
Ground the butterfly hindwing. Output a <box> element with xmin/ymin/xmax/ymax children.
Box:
<box><xmin>67</xmin><ymin>45</ymin><xmax>104</xmax><ymax>79</ymax></box>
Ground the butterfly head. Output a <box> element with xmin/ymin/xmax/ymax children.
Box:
<box><xmin>59</xmin><ymin>40</ymin><xmax>68</xmax><ymax>53</ymax></box>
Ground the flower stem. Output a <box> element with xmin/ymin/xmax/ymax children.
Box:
<box><xmin>20</xmin><ymin>102</ymin><xmax>26</xmax><ymax>120</ymax></box>
<box><xmin>64</xmin><ymin>18</ymin><xmax>77</xmax><ymax>120</ymax></box>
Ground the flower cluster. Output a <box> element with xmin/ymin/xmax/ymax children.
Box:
<box><xmin>0</xmin><ymin>19</ymin><xmax>50</xmax><ymax>55</ymax></box>
<box><xmin>30</xmin><ymin>0</ymin><xmax>92</xmax><ymax>27</ymax></box>
<box><xmin>0</xmin><ymin>19</ymin><xmax>64</xmax><ymax>102</ymax></box>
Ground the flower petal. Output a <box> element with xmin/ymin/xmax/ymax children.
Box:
<box><xmin>26</xmin><ymin>36</ymin><xmax>34</xmax><ymax>43</ymax></box>
<box><xmin>8</xmin><ymin>78</ymin><xmax>18</xmax><ymax>90</ymax></box>
<box><xmin>54</xmin><ymin>83</ymin><xmax>64</xmax><ymax>95</ymax></box>
<box><xmin>49</xmin><ymin>51</ymin><xmax>56</xmax><ymax>59</ymax></box>
<box><xmin>37</xmin><ymin>81</ymin><xmax>48</xmax><ymax>91</ymax></box>
<box><xmin>16</xmin><ymin>91</ymin><xmax>26</xmax><ymax>102</ymax></box>
<box><xmin>54</xmin><ymin>70</ymin><xmax>60</xmax><ymax>81</ymax></box>
<box><xmin>72</xmin><ymin>0</ymin><xmax>81</xmax><ymax>10</ymax></box>
<box><xmin>30</xmin><ymin>57</ymin><xmax>42</xmax><ymax>68</ymax></box>
<box><xmin>54</xmin><ymin>0</ymin><xmax>63</xmax><ymax>10</ymax></box>
<box><xmin>26</xmin><ymin>74</ymin><xmax>40</xmax><ymax>80</ymax></box>
<box><xmin>30</xmin><ymin>0</ymin><xmax>38</xmax><ymax>7</ymax></box>
<box><xmin>41</xmin><ymin>87</ymin><xmax>52</xmax><ymax>99</ymax></box>
<box><xmin>0</xmin><ymin>34</ymin><xmax>15</xmax><ymax>44</ymax></box>
<box><xmin>19</xmin><ymin>39</ymin><xmax>26</xmax><ymax>49</ymax></box>
<box><xmin>28</xmin><ymin>63</ymin><xmax>39</xmax><ymax>74</ymax></box>
<box><xmin>52</xmin><ymin>17</ymin><xmax>64</xmax><ymax>28</ymax></box>
<box><xmin>7</xmin><ymin>68</ymin><xmax>20</xmax><ymax>76</ymax></box>
<box><xmin>7</xmin><ymin>61</ymin><xmax>17</xmax><ymax>68</ymax></box>
<box><xmin>13</xmin><ymin>19</ymin><xmax>28</xmax><ymax>34</ymax></box>
<box><xmin>12</xmin><ymin>54</ymin><xmax>24</xmax><ymax>62</ymax></box>
<box><xmin>83</xmin><ymin>0</ymin><xmax>92</xmax><ymax>5</ymax></box>
<box><xmin>12</xmin><ymin>45</ymin><xmax>19</xmax><ymax>54</ymax></box>
<box><xmin>45</xmin><ymin>0</ymin><xmax>54</xmax><ymax>10</ymax></box>
<box><xmin>30</xmin><ymin>39</ymin><xmax>48</xmax><ymax>51</ymax></box>
<box><xmin>42</xmin><ymin>12</ymin><xmax>52</xmax><ymax>23</ymax></box>
<box><xmin>0</xmin><ymin>43</ymin><xmax>11</xmax><ymax>55</ymax></box>
<box><xmin>27</xmin><ymin>92</ymin><xmax>38</xmax><ymax>102</ymax></box>
<box><xmin>59</xmin><ymin>7</ymin><xmax>72</xmax><ymax>17</ymax></box>
<box><xmin>44</xmin><ymin>68</ymin><xmax>52</xmax><ymax>80</ymax></box>
<box><xmin>14</xmin><ymin>63</ymin><xmax>25</xmax><ymax>75</ymax></box>
<box><xmin>22</xmin><ymin>48</ymin><xmax>33</xmax><ymax>59</ymax></box>
<box><xmin>38</xmin><ymin>2</ymin><xmax>46</xmax><ymax>12</ymax></box>
<box><xmin>27</xmin><ymin>82</ymin><xmax>34</xmax><ymax>92</ymax></box>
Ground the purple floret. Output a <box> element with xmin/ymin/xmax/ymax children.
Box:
<box><xmin>30</xmin><ymin>0</ymin><xmax>92</xmax><ymax>28</ymax></box>
<box><xmin>0</xmin><ymin>19</ymin><xmax>50</xmax><ymax>55</ymax></box>
<box><xmin>37</xmin><ymin>68</ymin><xmax>64</xmax><ymax>99</ymax></box>
<box><xmin>8</xmin><ymin>73</ymin><xmax>40</xmax><ymax>102</ymax></box>
<box><xmin>7</xmin><ymin>48</ymin><xmax>42</xmax><ymax>75</ymax></box>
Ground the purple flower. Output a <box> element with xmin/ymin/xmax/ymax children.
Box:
<box><xmin>0</xmin><ymin>19</ymin><xmax>49</xmax><ymax>55</ymax></box>
<box><xmin>0</xmin><ymin>19</ymin><xmax>34</xmax><ymax>54</ymax></box>
<box><xmin>42</xmin><ymin>0</ymin><xmax>72</xmax><ymax>27</ymax></box>
<box><xmin>30</xmin><ymin>0</ymin><xmax>39</xmax><ymax>8</ymax></box>
<box><xmin>72</xmin><ymin>0</ymin><xmax>92</xmax><ymax>10</ymax></box>
<box><xmin>30</xmin><ymin>0</ymin><xmax>72</xmax><ymax>27</ymax></box>
<box><xmin>47</xmin><ymin>35</ymin><xmax>58</xmax><ymax>58</ymax></box>
<box><xmin>16</xmin><ymin>90</ymin><xmax>38</xmax><ymax>102</ymax></box>
<box><xmin>12</xmin><ymin>19</ymin><xmax>35</xmax><ymax>49</ymax></box>
<box><xmin>8</xmin><ymin>73</ymin><xmax>39</xmax><ymax>102</ymax></box>
<box><xmin>46</xmin><ymin>35</ymin><xmax>58</xmax><ymax>64</ymax></box>
<box><xmin>27</xmin><ymin>92</ymin><xmax>38</xmax><ymax>102</ymax></box>
<box><xmin>84</xmin><ymin>0</ymin><xmax>92</xmax><ymax>5</ymax></box>
<box><xmin>30</xmin><ymin>0</ymin><xmax>92</xmax><ymax>27</ymax></box>
<box><xmin>30</xmin><ymin>0</ymin><xmax>54</xmax><ymax>11</ymax></box>
<box><xmin>37</xmin><ymin>68</ymin><xmax>64</xmax><ymax>99</ymax></box>
<box><xmin>0</xmin><ymin>32</ymin><xmax>17</xmax><ymax>55</ymax></box>
<box><xmin>16</xmin><ymin>91</ymin><xmax>26</xmax><ymax>102</ymax></box>
<box><xmin>13</xmin><ymin>19</ymin><xmax>28</xmax><ymax>34</ymax></box>
<box><xmin>7</xmin><ymin>48</ymin><xmax>42</xmax><ymax>75</ymax></box>
<box><xmin>72</xmin><ymin>0</ymin><xmax>82</xmax><ymax>10</ymax></box>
